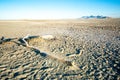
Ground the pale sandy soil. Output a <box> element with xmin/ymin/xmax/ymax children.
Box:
<box><xmin>0</xmin><ymin>19</ymin><xmax>120</xmax><ymax>80</ymax></box>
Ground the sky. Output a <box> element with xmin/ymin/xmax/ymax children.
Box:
<box><xmin>0</xmin><ymin>0</ymin><xmax>120</xmax><ymax>19</ymax></box>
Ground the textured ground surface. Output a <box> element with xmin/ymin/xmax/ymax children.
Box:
<box><xmin>0</xmin><ymin>19</ymin><xmax>120</xmax><ymax>80</ymax></box>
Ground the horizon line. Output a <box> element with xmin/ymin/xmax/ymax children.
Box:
<box><xmin>0</xmin><ymin>17</ymin><xmax>120</xmax><ymax>21</ymax></box>
<box><xmin>0</xmin><ymin>15</ymin><xmax>120</xmax><ymax>20</ymax></box>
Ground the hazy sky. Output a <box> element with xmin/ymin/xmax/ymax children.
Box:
<box><xmin>0</xmin><ymin>0</ymin><xmax>120</xmax><ymax>19</ymax></box>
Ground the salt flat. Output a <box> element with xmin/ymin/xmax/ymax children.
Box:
<box><xmin>0</xmin><ymin>19</ymin><xmax>120</xmax><ymax>79</ymax></box>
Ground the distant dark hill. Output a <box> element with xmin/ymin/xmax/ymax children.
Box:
<box><xmin>81</xmin><ymin>15</ymin><xmax>110</xmax><ymax>19</ymax></box>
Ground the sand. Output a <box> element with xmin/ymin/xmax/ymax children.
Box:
<box><xmin>0</xmin><ymin>19</ymin><xmax>120</xmax><ymax>79</ymax></box>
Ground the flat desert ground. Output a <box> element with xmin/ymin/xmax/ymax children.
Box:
<box><xmin>0</xmin><ymin>19</ymin><xmax>120</xmax><ymax>80</ymax></box>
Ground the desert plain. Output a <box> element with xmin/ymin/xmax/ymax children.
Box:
<box><xmin>0</xmin><ymin>19</ymin><xmax>120</xmax><ymax>80</ymax></box>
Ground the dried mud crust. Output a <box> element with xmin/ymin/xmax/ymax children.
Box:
<box><xmin>0</xmin><ymin>33</ymin><xmax>120</xmax><ymax>80</ymax></box>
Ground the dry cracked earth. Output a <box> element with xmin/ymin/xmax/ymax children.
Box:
<box><xmin>0</xmin><ymin>19</ymin><xmax>120</xmax><ymax>80</ymax></box>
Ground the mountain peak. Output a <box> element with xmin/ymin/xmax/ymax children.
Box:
<box><xmin>81</xmin><ymin>15</ymin><xmax>110</xmax><ymax>19</ymax></box>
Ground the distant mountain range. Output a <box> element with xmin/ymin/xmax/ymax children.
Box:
<box><xmin>81</xmin><ymin>15</ymin><xmax>110</xmax><ymax>19</ymax></box>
